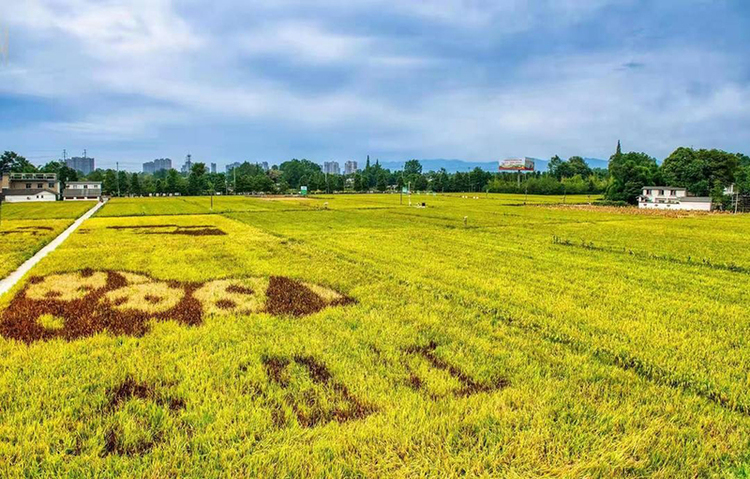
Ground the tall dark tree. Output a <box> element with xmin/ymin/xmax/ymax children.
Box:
<box><xmin>188</xmin><ymin>162</ymin><xmax>208</xmax><ymax>195</ymax></box>
<box><xmin>130</xmin><ymin>173</ymin><xmax>142</xmax><ymax>196</ymax></box>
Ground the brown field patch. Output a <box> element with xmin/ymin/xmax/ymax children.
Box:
<box><xmin>107</xmin><ymin>224</ymin><xmax>227</xmax><ymax>236</ymax></box>
<box><xmin>262</xmin><ymin>355</ymin><xmax>375</xmax><ymax>427</ymax></box>
<box><xmin>0</xmin><ymin>225</ymin><xmax>55</xmax><ymax>236</ymax></box>
<box><xmin>0</xmin><ymin>271</ymin><xmax>356</xmax><ymax>343</ymax></box>
<box><xmin>266</xmin><ymin>277</ymin><xmax>355</xmax><ymax>317</ymax></box>
<box><xmin>404</xmin><ymin>341</ymin><xmax>509</xmax><ymax>397</ymax></box>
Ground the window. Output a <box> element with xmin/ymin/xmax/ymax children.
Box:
<box><xmin>659</xmin><ymin>190</ymin><xmax>664</xmax><ymax>196</ymax></box>
<box><xmin>670</xmin><ymin>190</ymin><xmax>676</xmax><ymax>196</ymax></box>
<box><xmin>25</xmin><ymin>183</ymin><xmax>31</xmax><ymax>189</ymax></box>
<box><xmin>645</xmin><ymin>189</ymin><xmax>651</xmax><ymax>195</ymax></box>
<box><xmin>37</xmin><ymin>183</ymin><xmax>43</xmax><ymax>188</ymax></box>
<box><xmin>48</xmin><ymin>182</ymin><xmax>55</xmax><ymax>188</ymax></box>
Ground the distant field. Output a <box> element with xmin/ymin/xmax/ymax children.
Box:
<box><xmin>1</xmin><ymin>195</ymin><xmax>750</xmax><ymax>477</ymax></box>
<box><xmin>97</xmin><ymin>196</ymin><xmax>311</xmax><ymax>217</ymax></box>
<box><xmin>1</xmin><ymin>200</ymin><xmax>93</xmax><ymax>220</ymax></box>
<box><xmin>97</xmin><ymin>193</ymin><xmax>601</xmax><ymax>217</ymax></box>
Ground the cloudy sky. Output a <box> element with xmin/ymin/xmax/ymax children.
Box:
<box><xmin>0</xmin><ymin>0</ymin><xmax>749</xmax><ymax>170</ymax></box>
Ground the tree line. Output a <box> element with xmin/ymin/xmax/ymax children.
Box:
<box><xmin>2</xmin><ymin>145</ymin><xmax>748</xmax><ymax>204</ymax></box>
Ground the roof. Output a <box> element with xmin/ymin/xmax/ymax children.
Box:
<box><xmin>642</xmin><ymin>186</ymin><xmax>687</xmax><ymax>190</ymax></box>
<box><xmin>66</xmin><ymin>181</ymin><xmax>102</xmax><ymax>186</ymax></box>
<box><xmin>1</xmin><ymin>188</ymin><xmax>58</xmax><ymax>196</ymax></box>
<box><xmin>680</xmin><ymin>197</ymin><xmax>712</xmax><ymax>203</ymax></box>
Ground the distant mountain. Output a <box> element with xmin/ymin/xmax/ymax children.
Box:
<box><xmin>374</xmin><ymin>157</ymin><xmax>609</xmax><ymax>173</ymax></box>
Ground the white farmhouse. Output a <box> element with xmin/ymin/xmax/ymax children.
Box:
<box><xmin>638</xmin><ymin>186</ymin><xmax>712</xmax><ymax>211</ymax></box>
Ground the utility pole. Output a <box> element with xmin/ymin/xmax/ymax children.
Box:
<box><xmin>116</xmin><ymin>161</ymin><xmax>120</xmax><ymax>197</ymax></box>
<box><xmin>63</xmin><ymin>149</ymin><xmax>67</xmax><ymax>162</ymax></box>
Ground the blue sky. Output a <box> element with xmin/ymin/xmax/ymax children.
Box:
<box><xmin>0</xmin><ymin>0</ymin><xmax>749</xmax><ymax>171</ymax></box>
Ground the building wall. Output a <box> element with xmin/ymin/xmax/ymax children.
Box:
<box><xmin>4</xmin><ymin>192</ymin><xmax>57</xmax><ymax>203</ymax></box>
<box><xmin>639</xmin><ymin>201</ymin><xmax>711</xmax><ymax>211</ymax></box>
<box><xmin>9</xmin><ymin>180</ymin><xmax>60</xmax><ymax>194</ymax></box>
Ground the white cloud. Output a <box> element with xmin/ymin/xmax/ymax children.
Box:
<box><xmin>0</xmin><ymin>0</ymin><xmax>748</xmax><ymax>164</ymax></box>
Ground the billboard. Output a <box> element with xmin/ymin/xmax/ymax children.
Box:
<box><xmin>499</xmin><ymin>158</ymin><xmax>535</xmax><ymax>171</ymax></box>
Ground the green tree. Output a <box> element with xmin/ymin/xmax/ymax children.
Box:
<box><xmin>607</xmin><ymin>151</ymin><xmax>659</xmax><ymax>203</ymax></box>
<box><xmin>188</xmin><ymin>163</ymin><xmax>208</xmax><ymax>195</ymax></box>
<box><xmin>403</xmin><ymin>159</ymin><xmax>422</xmax><ymax>176</ymax></box>
<box><xmin>376</xmin><ymin>174</ymin><xmax>387</xmax><ymax>192</ymax></box>
<box><xmin>568</xmin><ymin>157</ymin><xmax>593</xmax><ymax>178</ymax></box>
<box><xmin>166</xmin><ymin>169</ymin><xmax>180</xmax><ymax>194</ymax></box>
<box><xmin>130</xmin><ymin>173</ymin><xmax>142</xmax><ymax>196</ymax></box>
<box><xmin>103</xmin><ymin>170</ymin><xmax>118</xmax><ymax>195</ymax></box>
<box><xmin>661</xmin><ymin>147</ymin><xmax>739</xmax><ymax>196</ymax></box>
<box><xmin>1</xmin><ymin>151</ymin><xmax>36</xmax><ymax>173</ymax></box>
<box><xmin>117</xmin><ymin>171</ymin><xmax>129</xmax><ymax>196</ymax></box>
<box><xmin>279</xmin><ymin>159</ymin><xmax>322</xmax><ymax>189</ymax></box>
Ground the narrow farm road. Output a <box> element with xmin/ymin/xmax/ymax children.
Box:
<box><xmin>0</xmin><ymin>200</ymin><xmax>106</xmax><ymax>298</ymax></box>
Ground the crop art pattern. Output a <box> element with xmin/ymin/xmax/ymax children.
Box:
<box><xmin>0</xmin><ymin>269</ymin><xmax>355</xmax><ymax>343</ymax></box>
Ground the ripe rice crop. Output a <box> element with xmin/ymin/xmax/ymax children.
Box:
<box><xmin>1</xmin><ymin>195</ymin><xmax>750</xmax><ymax>477</ymax></box>
<box><xmin>0</xmin><ymin>219</ymin><xmax>73</xmax><ymax>277</ymax></box>
<box><xmin>0</xmin><ymin>200</ymin><xmax>93</xmax><ymax>220</ymax></box>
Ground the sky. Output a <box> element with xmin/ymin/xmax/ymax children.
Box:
<box><xmin>0</xmin><ymin>0</ymin><xmax>749</xmax><ymax>171</ymax></box>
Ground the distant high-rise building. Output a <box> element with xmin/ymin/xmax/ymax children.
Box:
<box><xmin>143</xmin><ymin>158</ymin><xmax>172</xmax><ymax>174</ymax></box>
<box><xmin>261</xmin><ymin>161</ymin><xmax>269</xmax><ymax>171</ymax></box>
<box><xmin>344</xmin><ymin>161</ymin><xmax>358</xmax><ymax>175</ymax></box>
<box><xmin>65</xmin><ymin>155</ymin><xmax>95</xmax><ymax>176</ymax></box>
<box><xmin>226</xmin><ymin>162</ymin><xmax>241</xmax><ymax>173</ymax></box>
<box><xmin>324</xmin><ymin>161</ymin><xmax>340</xmax><ymax>175</ymax></box>
<box><xmin>211</xmin><ymin>163</ymin><xmax>217</xmax><ymax>174</ymax></box>
<box><xmin>181</xmin><ymin>154</ymin><xmax>193</xmax><ymax>175</ymax></box>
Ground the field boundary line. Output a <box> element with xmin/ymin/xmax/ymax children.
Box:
<box><xmin>0</xmin><ymin>201</ymin><xmax>106</xmax><ymax>298</ymax></box>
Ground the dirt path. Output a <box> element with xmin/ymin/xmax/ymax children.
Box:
<box><xmin>0</xmin><ymin>200</ymin><xmax>106</xmax><ymax>298</ymax></box>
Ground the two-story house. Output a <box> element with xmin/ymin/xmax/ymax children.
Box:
<box><xmin>638</xmin><ymin>186</ymin><xmax>712</xmax><ymax>211</ymax></box>
<box><xmin>0</xmin><ymin>173</ymin><xmax>60</xmax><ymax>202</ymax></box>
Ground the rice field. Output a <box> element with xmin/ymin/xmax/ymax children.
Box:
<box><xmin>1</xmin><ymin>194</ymin><xmax>749</xmax><ymax>477</ymax></box>
<box><xmin>0</xmin><ymin>200</ymin><xmax>94</xmax><ymax>220</ymax></box>
<box><xmin>0</xmin><ymin>201</ymin><xmax>94</xmax><ymax>277</ymax></box>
